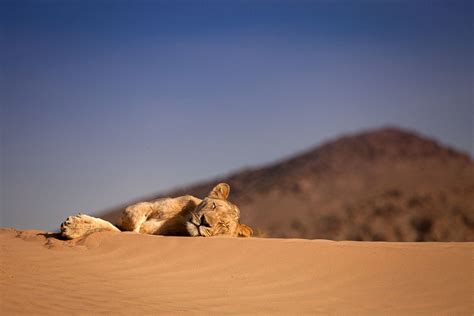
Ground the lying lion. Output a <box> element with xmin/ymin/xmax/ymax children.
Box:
<box><xmin>60</xmin><ymin>183</ymin><xmax>253</xmax><ymax>239</ymax></box>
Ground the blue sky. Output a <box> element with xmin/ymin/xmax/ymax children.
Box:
<box><xmin>1</xmin><ymin>0</ymin><xmax>472</xmax><ymax>230</ymax></box>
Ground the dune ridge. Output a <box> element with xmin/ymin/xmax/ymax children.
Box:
<box><xmin>1</xmin><ymin>228</ymin><xmax>472</xmax><ymax>315</ymax></box>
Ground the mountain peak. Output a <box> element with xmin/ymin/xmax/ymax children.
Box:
<box><xmin>305</xmin><ymin>126</ymin><xmax>469</xmax><ymax>163</ymax></box>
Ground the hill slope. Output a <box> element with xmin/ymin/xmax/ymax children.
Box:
<box><xmin>101</xmin><ymin>127</ymin><xmax>474</xmax><ymax>241</ymax></box>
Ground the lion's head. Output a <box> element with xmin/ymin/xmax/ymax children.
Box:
<box><xmin>186</xmin><ymin>183</ymin><xmax>253</xmax><ymax>237</ymax></box>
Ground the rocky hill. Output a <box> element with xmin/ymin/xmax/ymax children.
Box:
<box><xmin>101</xmin><ymin>127</ymin><xmax>474</xmax><ymax>241</ymax></box>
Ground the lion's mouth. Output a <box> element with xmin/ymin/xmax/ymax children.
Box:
<box><xmin>186</xmin><ymin>213</ymin><xmax>213</xmax><ymax>237</ymax></box>
<box><xmin>186</xmin><ymin>217</ymin><xmax>213</xmax><ymax>237</ymax></box>
<box><xmin>186</xmin><ymin>221</ymin><xmax>203</xmax><ymax>237</ymax></box>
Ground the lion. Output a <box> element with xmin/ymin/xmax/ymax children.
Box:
<box><xmin>60</xmin><ymin>183</ymin><xmax>253</xmax><ymax>239</ymax></box>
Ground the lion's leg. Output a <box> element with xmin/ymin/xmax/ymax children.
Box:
<box><xmin>118</xmin><ymin>202</ymin><xmax>155</xmax><ymax>233</ymax></box>
<box><xmin>60</xmin><ymin>214</ymin><xmax>120</xmax><ymax>239</ymax></box>
<box><xmin>138</xmin><ymin>219</ymin><xmax>166</xmax><ymax>235</ymax></box>
<box><xmin>118</xmin><ymin>196</ymin><xmax>201</xmax><ymax>234</ymax></box>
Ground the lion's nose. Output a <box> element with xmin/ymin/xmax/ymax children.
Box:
<box><xmin>200</xmin><ymin>215</ymin><xmax>211</xmax><ymax>227</ymax></box>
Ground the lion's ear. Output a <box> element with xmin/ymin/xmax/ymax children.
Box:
<box><xmin>237</xmin><ymin>224</ymin><xmax>253</xmax><ymax>237</ymax></box>
<box><xmin>208</xmin><ymin>183</ymin><xmax>230</xmax><ymax>200</ymax></box>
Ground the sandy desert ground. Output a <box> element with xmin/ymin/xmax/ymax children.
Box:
<box><xmin>0</xmin><ymin>228</ymin><xmax>472</xmax><ymax>315</ymax></box>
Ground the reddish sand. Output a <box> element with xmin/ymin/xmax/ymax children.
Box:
<box><xmin>0</xmin><ymin>228</ymin><xmax>472</xmax><ymax>315</ymax></box>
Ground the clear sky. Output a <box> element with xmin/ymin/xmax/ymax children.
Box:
<box><xmin>1</xmin><ymin>0</ymin><xmax>472</xmax><ymax>230</ymax></box>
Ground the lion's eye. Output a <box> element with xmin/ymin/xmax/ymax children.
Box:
<box><xmin>211</xmin><ymin>202</ymin><xmax>216</xmax><ymax>209</ymax></box>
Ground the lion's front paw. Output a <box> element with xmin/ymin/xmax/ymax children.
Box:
<box><xmin>60</xmin><ymin>214</ymin><xmax>93</xmax><ymax>239</ymax></box>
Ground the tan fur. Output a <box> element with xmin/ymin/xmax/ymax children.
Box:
<box><xmin>60</xmin><ymin>183</ymin><xmax>253</xmax><ymax>239</ymax></box>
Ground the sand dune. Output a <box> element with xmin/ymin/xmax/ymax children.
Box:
<box><xmin>0</xmin><ymin>228</ymin><xmax>472</xmax><ymax>315</ymax></box>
